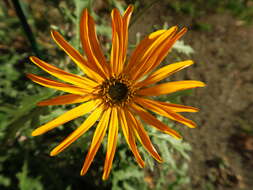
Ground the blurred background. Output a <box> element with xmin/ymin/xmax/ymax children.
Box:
<box><xmin>0</xmin><ymin>0</ymin><xmax>253</xmax><ymax>189</ymax></box>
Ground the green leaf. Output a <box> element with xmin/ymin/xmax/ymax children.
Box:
<box><xmin>16</xmin><ymin>162</ymin><xmax>44</xmax><ymax>190</ymax></box>
<box><xmin>2</xmin><ymin>89</ymin><xmax>55</xmax><ymax>143</ymax></box>
<box><xmin>0</xmin><ymin>175</ymin><xmax>11</xmax><ymax>187</ymax></box>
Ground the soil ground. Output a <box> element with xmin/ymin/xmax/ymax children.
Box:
<box><xmin>130</xmin><ymin>2</ymin><xmax>253</xmax><ymax>190</ymax></box>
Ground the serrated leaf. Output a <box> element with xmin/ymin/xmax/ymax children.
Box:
<box><xmin>172</xmin><ymin>40</ymin><xmax>194</xmax><ymax>56</ymax></box>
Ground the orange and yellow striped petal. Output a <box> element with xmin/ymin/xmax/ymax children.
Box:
<box><xmin>29</xmin><ymin>56</ymin><xmax>98</xmax><ymax>90</ymax></box>
<box><xmin>118</xmin><ymin>108</ymin><xmax>145</xmax><ymax>168</ymax></box>
<box><xmin>32</xmin><ymin>100</ymin><xmax>100</xmax><ymax>136</ymax></box>
<box><xmin>156</xmin><ymin>101</ymin><xmax>199</xmax><ymax>113</ymax></box>
<box><xmin>37</xmin><ymin>94</ymin><xmax>92</xmax><ymax>106</ymax></box>
<box><xmin>102</xmin><ymin>107</ymin><xmax>118</xmax><ymax>180</ymax></box>
<box><xmin>50</xmin><ymin>105</ymin><xmax>104</xmax><ymax>156</ymax></box>
<box><xmin>136</xmin><ymin>60</ymin><xmax>194</xmax><ymax>87</ymax></box>
<box><xmin>140</xmin><ymin>28</ymin><xmax>188</xmax><ymax>79</ymax></box>
<box><xmin>122</xmin><ymin>5</ymin><xmax>134</xmax><ymax>63</ymax></box>
<box><xmin>131</xmin><ymin>103</ymin><xmax>182</xmax><ymax>139</ymax></box>
<box><xmin>125</xmin><ymin>110</ymin><xmax>162</xmax><ymax>163</ymax></box>
<box><xmin>137</xmin><ymin>80</ymin><xmax>206</xmax><ymax>96</ymax></box>
<box><xmin>110</xmin><ymin>8</ymin><xmax>123</xmax><ymax>75</ymax></box>
<box><xmin>129</xmin><ymin>26</ymin><xmax>179</xmax><ymax>80</ymax></box>
<box><xmin>110</xmin><ymin>31</ymin><xmax>120</xmax><ymax>75</ymax></box>
<box><xmin>125</xmin><ymin>29</ymin><xmax>167</xmax><ymax>72</ymax></box>
<box><xmin>110</xmin><ymin>5</ymin><xmax>134</xmax><ymax>74</ymax></box>
<box><xmin>27</xmin><ymin>74</ymin><xmax>88</xmax><ymax>95</ymax></box>
<box><xmin>136</xmin><ymin>97</ymin><xmax>196</xmax><ymax>128</ymax></box>
<box><xmin>81</xmin><ymin>108</ymin><xmax>111</xmax><ymax>176</ymax></box>
<box><xmin>80</xmin><ymin>9</ymin><xmax>109</xmax><ymax>78</ymax></box>
<box><xmin>51</xmin><ymin>30</ymin><xmax>104</xmax><ymax>82</ymax></box>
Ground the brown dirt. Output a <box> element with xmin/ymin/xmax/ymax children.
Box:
<box><xmin>130</xmin><ymin>2</ymin><xmax>253</xmax><ymax>190</ymax></box>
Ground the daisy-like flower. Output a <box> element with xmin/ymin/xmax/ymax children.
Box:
<box><xmin>27</xmin><ymin>5</ymin><xmax>205</xmax><ymax>180</ymax></box>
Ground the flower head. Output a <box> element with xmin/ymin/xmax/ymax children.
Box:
<box><xmin>27</xmin><ymin>5</ymin><xmax>205</xmax><ymax>180</ymax></box>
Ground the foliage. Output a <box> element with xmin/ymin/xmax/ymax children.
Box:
<box><xmin>16</xmin><ymin>162</ymin><xmax>44</xmax><ymax>190</ymax></box>
<box><xmin>167</xmin><ymin>0</ymin><xmax>253</xmax><ymax>23</ymax></box>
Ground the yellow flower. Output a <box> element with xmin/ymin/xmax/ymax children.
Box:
<box><xmin>27</xmin><ymin>5</ymin><xmax>205</xmax><ymax>180</ymax></box>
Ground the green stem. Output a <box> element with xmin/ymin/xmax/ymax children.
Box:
<box><xmin>11</xmin><ymin>0</ymin><xmax>41</xmax><ymax>57</ymax></box>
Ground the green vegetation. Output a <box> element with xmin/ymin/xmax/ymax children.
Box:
<box><xmin>168</xmin><ymin>0</ymin><xmax>253</xmax><ymax>22</ymax></box>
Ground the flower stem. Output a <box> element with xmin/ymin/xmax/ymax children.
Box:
<box><xmin>11</xmin><ymin>0</ymin><xmax>41</xmax><ymax>57</ymax></box>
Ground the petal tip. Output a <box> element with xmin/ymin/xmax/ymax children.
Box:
<box><xmin>102</xmin><ymin>173</ymin><xmax>109</xmax><ymax>181</ymax></box>
<box><xmin>170</xmin><ymin>132</ymin><xmax>183</xmax><ymax>140</ymax></box>
<box><xmin>31</xmin><ymin>130</ymin><xmax>40</xmax><ymax>136</ymax></box>
<box><xmin>194</xmin><ymin>108</ymin><xmax>200</xmax><ymax>112</ymax></box>
<box><xmin>188</xmin><ymin>60</ymin><xmax>194</xmax><ymax>65</ymax></box>
<box><xmin>26</xmin><ymin>73</ymin><xmax>32</xmax><ymax>78</ymax></box>
<box><xmin>50</xmin><ymin>30</ymin><xmax>59</xmax><ymax>39</ymax></box>
<box><xmin>173</xmin><ymin>25</ymin><xmax>179</xmax><ymax>30</ymax></box>
<box><xmin>26</xmin><ymin>73</ymin><xmax>36</xmax><ymax>80</ymax></box>
<box><xmin>36</xmin><ymin>102</ymin><xmax>45</xmax><ymax>106</ymax></box>
<box><xmin>50</xmin><ymin>30</ymin><xmax>56</xmax><ymax>35</ymax></box>
<box><xmin>80</xmin><ymin>172</ymin><xmax>84</xmax><ymax>176</ymax></box>
<box><xmin>127</xmin><ymin>4</ymin><xmax>134</xmax><ymax>12</ymax></box>
<box><xmin>81</xmin><ymin>8</ymin><xmax>89</xmax><ymax>17</ymax></box>
<box><xmin>157</xmin><ymin>157</ymin><xmax>163</xmax><ymax>163</ymax></box>
<box><xmin>29</xmin><ymin>56</ymin><xmax>36</xmax><ymax>62</ymax></box>
<box><xmin>111</xmin><ymin>7</ymin><xmax>120</xmax><ymax>17</ymax></box>
<box><xmin>80</xmin><ymin>168</ymin><xmax>86</xmax><ymax>176</ymax></box>
<box><xmin>50</xmin><ymin>149</ymin><xmax>58</xmax><ymax>156</ymax></box>
<box><xmin>199</xmin><ymin>81</ymin><xmax>206</xmax><ymax>87</ymax></box>
<box><xmin>175</xmin><ymin>135</ymin><xmax>183</xmax><ymax>140</ymax></box>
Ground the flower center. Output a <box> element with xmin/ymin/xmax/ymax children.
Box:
<box><xmin>108</xmin><ymin>82</ymin><xmax>128</xmax><ymax>102</ymax></box>
<box><xmin>97</xmin><ymin>75</ymin><xmax>135</xmax><ymax>107</ymax></box>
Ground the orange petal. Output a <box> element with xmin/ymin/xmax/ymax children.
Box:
<box><xmin>80</xmin><ymin>108</ymin><xmax>111</xmax><ymax>176</ymax></box>
<box><xmin>29</xmin><ymin>56</ymin><xmax>98</xmax><ymax>90</ymax></box>
<box><xmin>27</xmin><ymin>74</ymin><xmax>88</xmax><ymax>95</ymax></box>
<box><xmin>32</xmin><ymin>100</ymin><xmax>100</xmax><ymax>136</ymax></box>
<box><xmin>80</xmin><ymin>9</ymin><xmax>109</xmax><ymax>78</ymax></box>
<box><xmin>102</xmin><ymin>107</ymin><xmax>118</xmax><ymax>180</ymax></box>
<box><xmin>110</xmin><ymin>8</ymin><xmax>123</xmax><ymax>75</ymax></box>
<box><xmin>51</xmin><ymin>30</ymin><xmax>104</xmax><ymax>82</ymax></box>
<box><xmin>131</xmin><ymin>103</ymin><xmax>182</xmax><ymax>139</ymax></box>
<box><xmin>37</xmin><ymin>94</ymin><xmax>92</xmax><ymax>106</ymax></box>
<box><xmin>134</xmin><ymin>28</ymin><xmax>188</xmax><ymax>81</ymax></box>
<box><xmin>118</xmin><ymin>108</ymin><xmax>145</xmax><ymax>168</ymax></box>
<box><xmin>125</xmin><ymin>110</ymin><xmax>162</xmax><ymax>163</ymax></box>
<box><xmin>137</xmin><ymin>80</ymin><xmax>206</xmax><ymax>96</ymax></box>
<box><xmin>128</xmin><ymin>26</ymin><xmax>178</xmax><ymax>80</ymax></box>
<box><xmin>50</xmin><ymin>105</ymin><xmax>103</xmax><ymax>156</ymax></box>
<box><xmin>135</xmin><ymin>97</ymin><xmax>196</xmax><ymax>128</ymax></box>
<box><xmin>122</xmin><ymin>5</ymin><xmax>134</xmax><ymax>63</ymax></box>
<box><xmin>110</xmin><ymin>30</ymin><xmax>120</xmax><ymax>75</ymax></box>
<box><xmin>156</xmin><ymin>101</ymin><xmax>199</xmax><ymax>113</ymax></box>
<box><xmin>136</xmin><ymin>60</ymin><xmax>194</xmax><ymax>87</ymax></box>
<box><xmin>143</xmin><ymin>28</ymin><xmax>188</xmax><ymax>77</ymax></box>
<box><xmin>125</xmin><ymin>29</ymin><xmax>167</xmax><ymax>73</ymax></box>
